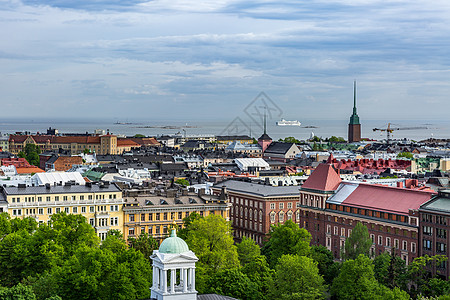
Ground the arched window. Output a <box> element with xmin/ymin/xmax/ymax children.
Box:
<box><xmin>270</xmin><ymin>211</ymin><xmax>276</xmax><ymax>223</ymax></box>
<box><xmin>279</xmin><ymin>211</ymin><xmax>285</xmax><ymax>223</ymax></box>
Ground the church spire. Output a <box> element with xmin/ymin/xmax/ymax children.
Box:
<box><xmin>349</xmin><ymin>80</ymin><xmax>360</xmax><ymax>125</ymax></box>
<box><xmin>353</xmin><ymin>80</ymin><xmax>357</xmax><ymax>115</ymax></box>
<box><xmin>263</xmin><ymin>106</ymin><xmax>267</xmax><ymax>134</ymax></box>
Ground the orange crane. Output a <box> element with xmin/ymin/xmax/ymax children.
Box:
<box><xmin>373</xmin><ymin>123</ymin><xmax>428</xmax><ymax>143</ymax></box>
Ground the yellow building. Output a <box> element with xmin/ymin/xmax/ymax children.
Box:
<box><xmin>0</xmin><ymin>182</ymin><xmax>124</xmax><ymax>241</ymax></box>
<box><xmin>123</xmin><ymin>187</ymin><xmax>230</xmax><ymax>241</ymax></box>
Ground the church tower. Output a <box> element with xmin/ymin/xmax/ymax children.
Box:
<box><xmin>150</xmin><ymin>227</ymin><xmax>198</xmax><ymax>300</ymax></box>
<box><xmin>348</xmin><ymin>81</ymin><xmax>361</xmax><ymax>143</ymax></box>
<box><xmin>258</xmin><ymin>108</ymin><xmax>272</xmax><ymax>152</ymax></box>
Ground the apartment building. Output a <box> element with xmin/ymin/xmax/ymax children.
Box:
<box><xmin>0</xmin><ymin>182</ymin><xmax>124</xmax><ymax>241</ymax></box>
<box><xmin>123</xmin><ymin>187</ymin><xmax>230</xmax><ymax>242</ymax></box>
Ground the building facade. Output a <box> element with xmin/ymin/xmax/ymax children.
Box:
<box><xmin>123</xmin><ymin>188</ymin><xmax>230</xmax><ymax>242</ymax></box>
<box><xmin>419</xmin><ymin>190</ymin><xmax>450</xmax><ymax>279</ymax></box>
<box><xmin>211</xmin><ymin>180</ymin><xmax>301</xmax><ymax>245</ymax></box>
<box><xmin>0</xmin><ymin>182</ymin><xmax>124</xmax><ymax>241</ymax></box>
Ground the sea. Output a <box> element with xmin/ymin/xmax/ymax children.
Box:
<box><xmin>0</xmin><ymin>118</ymin><xmax>449</xmax><ymax>142</ymax></box>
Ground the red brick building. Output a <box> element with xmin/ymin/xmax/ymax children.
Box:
<box><xmin>45</xmin><ymin>155</ymin><xmax>83</xmax><ymax>171</ymax></box>
<box><xmin>211</xmin><ymin>180</ymin><xmax>301</xmax><ymax>245</ymax></box>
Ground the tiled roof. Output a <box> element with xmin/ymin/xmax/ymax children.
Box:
<box><xmin>329</xmin><ymin>182</ymin><xmax>435</xmax><ymax>215</ymax></box>
<box><xmin>301</xmin><ymin>163</ymin><xmax>342</xmax><ymax>192</ymax></box>
<box><xmin>117</xmin><ymin>139</ymin><xmax>140</xmax><ymax>147</ymax></box>
<box><xmin>16</xmin><ymin>166</ymin><xmax>45</xmax><ymax>174</ymax></box>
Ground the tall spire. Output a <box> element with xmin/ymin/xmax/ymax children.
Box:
<box><xmin>263</xmin><ymin>106</ymin><xmax>267</xmax><ymax>134</ymax></box>
<box><xmin>349</xmin><ymin>80</ymin><xmax>360</xmax><ymax>125</ymax></box>
<box><xmin>353</xmin><ymin>80</ymin><xmax>357</xmax><ymax>115</ymax></box>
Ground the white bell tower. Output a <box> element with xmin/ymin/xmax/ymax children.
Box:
<box><xmin>150</xmin><ymin>228</ymin><xmax>198</xmax><ymax>300</ymax></box>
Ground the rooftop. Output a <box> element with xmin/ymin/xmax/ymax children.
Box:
<box><xmin>213</xmin><ymin>180</ymin><xmax>300</xmax><ymax>197</ymax></box>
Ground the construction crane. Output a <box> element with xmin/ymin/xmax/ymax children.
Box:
<box><xmin>373</xmin><ymin>123</ymin><xmax>428</xmax><ymax>143</ymax></box>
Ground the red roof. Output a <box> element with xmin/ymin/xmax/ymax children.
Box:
<box><xmin>302</xmin><ymin>163</ymin><xmax>342</xmax><ymax>192</ymax></box>
<box><xmin>117</xmin><ymin>139</ymin><xmax>140</xmax><ymax>147</ymax></box>
<box><xmin>342</xmin><ymin>183</ymin><xmax>435</xmax><ymax>215</ymax></box>
<box><xmin>16</xmin><ymin>166</ymin><xmax>45</xmax><ymax>174</ymax></box>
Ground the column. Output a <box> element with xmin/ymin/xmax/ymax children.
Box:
<box><xmin>192</xmin><ymin>268</ymin><xmax>196</xmax><ymax>291</ymax></box>
<box><xmin>152</xmin><ymin>266</ymin><xmax>157</xmax><ymax>288</ymax></box>
<box><xmin>163</xmin><ymin>270</ymin><xmax>168</xmax><ymax>294</ymax></box>
<box><xmin>182</xmin><ymin>268</ymin><xmax>188</xmax><ymax>293</ymax></box>
<box><xmin>188</xmin><ymin>268</ymin><xmax>193</xmax><ymax>291</ymax></box>
<box><xmin>170</xmin><ymin>269</ymin><xmax>175</xmax><ymax>293</ymax></box>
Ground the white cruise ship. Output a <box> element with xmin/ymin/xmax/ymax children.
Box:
<box><xmin>276</xmin><ymin>119</ymin><xmax>301</xmax><ymax>126</ymax></box>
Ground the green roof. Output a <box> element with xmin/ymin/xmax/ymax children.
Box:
<box><xmin>159</xmin><ymin>229</ymin><xmax>190</xmax><ymax>254</ymax></box>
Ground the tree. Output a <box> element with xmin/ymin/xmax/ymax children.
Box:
<box><xmin>279</xmin><ymin>137</ymin><xmax>301</xmax><ymax>144</ymax></box>
<box><xmin>127</xmin><ymin>232</ymin><xmax>159</xmax><ymax>261</ymax></box>
<box><xmin>407</xmin><ymin>254</ymin><xmax>448</xmax><ymax>298</ymax></box>
<box><xmin>133</xmin><ymin>134</ymin><xmax>146</xmax><ymax>138</ymax></box>
<box><xmin>175</xmin><ymin>178</ymin><xmax>189</xmax><ymax>186</ymax></box>
<box><xmin>185</xmin><ymin>214</ymin><xmax>240</xmax><ymax>293</ymax></box>
<box><xmin>373</xmin><ymin>251</ymin><xmax>407</xmax><ymax>290</ymax></box>
<box><xmin>205</xmin><ymin>268</ymin><xmax>261</xmax><ymax>300</ymax></box>
<box><xmin>331</xmin><ymin>254</ymin><xmax>409</xmax><ymax>300</ymax></box>
<box><xmin>177</xmin><ymin>212</ymin><xmax>202</xmax><ymax>240</ymax></box>
<box><xmin>310</xmin><ymin>245</ymin><xmax>340</xmax><ymax>285</ymax></box>
<box><xmin>328</xmin><ymin>136</ymin><xmax>346</xmax><ymax>143</ymax></box>
<box><xmin>269</xmin><ymin>255</ymin><xmax>326</xmax><ymax>300</ymax></box>
<box><xmin>342</xmin><ymin>222</ymin><xmax>372</xmax><ymax>260</ymax></box>
<box><xmin>262</xmin><ymin>220</ymin><xmax>311</xmax><ymax>268</ymax></box>
<box><xmin>0</xmin><ymin>283</ymin><xmax>37</xmax><ymax>300</ymax></box>
<box><xmin>397</xmin><ymin>152</ymin><xmax>413</xmax><ymax>159</ymax></box>
<box><xmin>237</xmin><ymin>236</ymin><xmax>261</xmax><ymax>266</ymax></box>
<box><xmin>18</xmin><ymin>144</ymin><xmax>41</xmax><ymax>166</ymax></box>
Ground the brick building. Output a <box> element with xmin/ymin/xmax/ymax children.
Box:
<box><xmin>211</xmin><ymin>180</ymin><xmax>301</xmax><ymax>245</ymax></box>
<box><xmin>419</xmin><ymin>190</ymin><xmax>450</xmax><ymax>279</ymax></box>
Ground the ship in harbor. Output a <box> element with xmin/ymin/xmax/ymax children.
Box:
<box><xmin>276</xmin><ymin>119</ymin><xmax>301</xmax><ymax>126</ymax></box>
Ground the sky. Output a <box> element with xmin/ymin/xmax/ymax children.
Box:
<box><xmin>1</xmin><ymin>0</ymin><xmax>450</xmax><ymax>122</ymax></box>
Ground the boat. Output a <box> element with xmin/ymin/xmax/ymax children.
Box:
<box><xmin>276</xmin><ymin>119</ymin><xmax>301</xmax><ymax>126</ymax></box>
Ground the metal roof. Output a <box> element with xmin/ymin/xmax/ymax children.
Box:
<box><xmin>2</xmin><ymin>183</ymin><xmax>121</xmax><ymax>195</ymax></box>
<box><xmin>213</xmin><ymin>180</ymin><xmax>300</xmax><ymax>198</ymax></box>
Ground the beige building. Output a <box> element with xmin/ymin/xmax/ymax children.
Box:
<box><xmin>123</xmin><ymin>187</ymin><xmax>230</xmax><ymax>241</ymax></box>
<box><xmin>0</xmin><ymin>182</ymin><xmax>124</xmax><ymax>241</ymax></box>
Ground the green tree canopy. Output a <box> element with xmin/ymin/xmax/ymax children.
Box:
<box><xmin>185</xmin><ymin>214</ymin><xmax>240</xmax><ymax>293</ymax></box>
<box><xmin>205</xmin><ymin>268</ymin><xmax>261</xmax><ymax>300</ymax></box>
<box><xmin>397</xmin><ymin>152</ymin><xmax>413</xmax><ymax>159</ymax></box>
<box><xmin>127</xmin><ymin>232</ymin><xmax>159</xmax><ymax>261</ymax></box>
<box><xmin>18</xmin><ymin>144</ymin><xmax>41</xmax><ymax>166</ymax></box>
<box><xmin>342</xmin><ymin>222</ymin><xmax>372</xmax><ymax>260</ymax></box>
<box><xmin>174</xmin><ymin>178</ymin><xmax>189</xmax><ymax>186</ymax></box>
<box><xmin>269</xmin><ymin>254</ymin><xmax>326</xmax><ymax>300</ymax></box>
<box><xmin>262</xmin><ymin>220</ymin><xmax>312</xmax><ymax>268</ymax></box>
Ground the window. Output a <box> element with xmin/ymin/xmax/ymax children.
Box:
<box><xmin>129</xmin><ymin>214</ymin><xmax>135</xmax><ymax>222</ymax></box>
<box><xmin>270</xmin><ymin>212</ymin><xmax>276</xmax><ymax>223</ymax></box>
<box><xmin>73</xmin><ymin>207</ymin><xmax>78</xmax><ymax>213</ymax></box>
<box><xmin>327</xmin><ymin>225</ymin><xmax>331</xmax><ymax>234</ymax></box>
<box><xmin>178</xmin><ymin>212</ymin><xmax>182</xmax><ymax>220</ymax></box>
<box><xmin>47</xmin><ymin>208</ymin><xmax>52</xmax><ymax>215</ymax></box>
<box><xmin>55</xmin><ymin>196</ymin><xmax>59</xmax><ymax>201</ymax></box>
<box><xmin>412</xmin><ymin>242</ymin><xmax>416</xmax><ymax>253</ymax></box>
<box><xmin>279</xmin><ymin>211</ymin><xmax>284</xmax><ymax>223</ymax></box>
<box><xmin>80</xmin><ymin>195</ymin><xmax>84</xmax><ymax>200</ymax></box>
<box><xmin>287</xmin><ymin>211</ymin><xmax>293</xmax><ymax>220</ymax></box>
<box><xmin>386</xmin><ymin>237</ymin><xmax>391</xmax><ymax>247</ymax></box>
<box><xmin>63</xmin><ymin>196</ymin><xmax>68</xmax><ymax>201</ymax></box>
<box><xmin>64</xmin><ymin>207</ymin><xmax>69</xmax><ymax>213</ymax></box>
<box><xmin>370</xmin><ymin>234</ymin><xmax>375</xmax><ymax>243</ymax></box>
<box><xmin>436</xmin><ymin>242</ymin><xmax>446</xmax><ymax>253</ymax></box>
<box><xmin>82</xmin><ymin>206</ymin><xmax>86</xmax><ymax>213</ymax></box>
<box><xmin>270</xmin><ymin>203</ymin><xmax>275</xmax><ymax>210</ymax></box>
<box><xmin>437</xmin><ymin>228</ymin><xmax>447</xmax><ymax>239</ymax></box>
<box><xmin>38</xmin><ymin>208</ymin><xmax>43</xmax><ymax>215</ymax></box>
<box><xmin>46</xmin><ymin>196</ymin><xmax>51</xmax><ymax>202</ymax></box>
<box><xmin>88</xmin><ymin>195</ymin><xmax>93</xmax><ymax>200</ymax></box>
<box><xmin>348</xmin><ymin>229</ymin><xmax>352</xmax><ymax>237</ymax></box>
<box><xmin>279</xmin><ymin>203</ymin><xmax>284</xmax><ymax>209</ymax></box>
<box><xmin>394</xmin><ymin>239</ymin><xmax>399</xmax><ymax>249</ymax></box>
<box><xmin>129</xmin><ymin>228</ymin><xmax>135</xmax><ymax>236</ymax></box>
<box><xmin>56</xmin><ymin>208</ymin><xmax>61</xmax><ymax>213</ymax></box>
<box><xmin>149</xmin><ymin>213</ymin><xmax>153</xmax><ymax>221</ymax></box>
<box><xmin>341</xmin><ymin>228</ymin><xmax>345</xmax><ymax>237</ymax></box>
<box><xmin>378</xmin><ymin>236</ymin><xmax>383</xmax><ymax>245</ymax></box>
<box><xmin>155</xmin><ymin>226</ymin><xmax>160</xmax><ymax>234</ymax></box>
<box><xmin>164</xmin><ymin>213</ymin><xmax>168</xmax><ymax>220</ymax></box>
<box><xmin>89</xmin><ymin>218</ymin><xmax>95</xmax><ymax>226</ymax></box>
<box><xmin>156</xmin><ymin>213</ymin><xmax>160</xmax><ymax>221</ymax></box>
<box><xmin>38</xmin><ymin>197</ymin><xmax>42</xmax><ymax>202</ymax></box>
<box><xmin>141</xmin><ymin>214</ymin><xmax>145</xmax><ymax>221</ymax></box>
<box><xmin>402</xmin><ymin>241</ymin><xmax>407</xmax><ymax>251</ymax></box>
<box><xmin>72</xmin><ymin>196</ymin><xmax>76</xmax><ymax>201</ymax></box>
<box><xmin>423</xmin><ymin>226</ymin><xmax>433</xmax><ymax>236</ymax></box>
<box><xmin>423</xmin><ymin>239</ymin><xmax>432</xmax><ymax>251</ymax></box>
<box><xmin>334</xmin><ymin>226</ymin><xmax>338</xmax><ymax>235</ymax></box>
<box><xmin>90</xmin><ymin>206</ymin><xmax>95</xmax><ymax>213</ymax></box>
<box><xmin>287</xmin><ymin>202</ymin><xmax>293</xmax><ymax>209</ymax></box>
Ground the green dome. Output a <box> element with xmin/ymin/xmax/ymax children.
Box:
<box><xmin>159</xmin><ymin>229</ymin><xmax>190</xmax><ymax>254</ymax></box>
